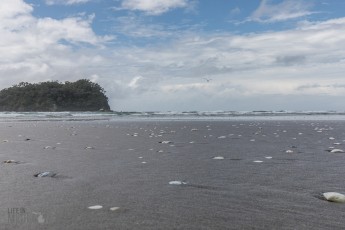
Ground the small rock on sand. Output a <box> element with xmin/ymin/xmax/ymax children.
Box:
<box><xmin>3</xmin><ymin>160</ymin><xmax>19</xmax><ymax>164</ymax></box>
<box><xmin>323</xmin><ymin>192</ymin><xmax>345</xmax><ymax>203</ymax></box>
<box><xmin>34</xmin><ymin>172</ymin><xmax>57</xmax><ymax>178</ymax></box>
<box><xmin>169</xmin><ymin>181</ymin><xmax>187</xmax><ymax>185</ymax></box>
<box><xmin>212</xmin><ymin>156</ymin><xmax>224</xmax><ymax>160</ymax></box>
<box><xmin>88</xmin><ymin>205</ymin><xmax>103</xmax><ymax>210</ymax></box>
<box><xmin>330</xmin><ymin>149</ymin><xmax>344</xmax><ymax>153</ymax></box>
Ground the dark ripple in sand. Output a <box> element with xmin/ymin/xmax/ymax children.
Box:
<box><xmin>185</xmin><ymin>184</ymin><xmax>220</xmax><ymax>191</ymax></box>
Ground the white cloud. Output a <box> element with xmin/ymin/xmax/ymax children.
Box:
<box><xmin>2</xmin><ymin>0</ymin><xmax>345</xmax><ymax>111</ymax></box>
<box><xmin>249</xmin><ymin>0</ymin><xmax>314</xmax><ymax>23</ymax></box>
<box><xmin>113</xmin><ymin>15</ymin><xmax>174</xmax><ymax>38</ymax></box>
<box><xmin>0</xmin><ymin>0</ymin><xmax>32</xmax><ymax>19</ymax></box>
<box><xmin>0</xmin><ymin>0</ymin><xmax>112</xmax><ymax>86</ymax></box>
<box><xmin>101</xmin><ymin>16</ymin><xmax>345</xmax><ymax>110</ymax></box>
<box><xmin>128</xmin><ymin>76</ymin><xmax>143</xmax><ymax>88</ymax></box>
<box><xmin>119</xmin><ymin>0</ymin><xmax>192</xmax><ymax>15</ymax></box>
<box><xmin>44</xmin><ymin>0</ymin><xmax>92</xmax><ymax>5</ymax></box>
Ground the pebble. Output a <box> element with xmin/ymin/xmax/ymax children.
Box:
<box><xmin>34</xmin><ymin>172</ymin><xmax>56</xmax><ymax>177</ymax></box>
<box><xmin>169</xmin><ymin>181</ymin><xmax>187</xmax><ymax>185</ymax></box>
<box><xmin>3</xmin><ymin>160</ymin><xmax>19</xmax><ymax>164</ymax></box>
<box><xmin>88</xmin><ymin>205</ymin><xmax>103</xmax><ymax>210</ymax></box>
<box><xmin>213</xmin><ymin>156</ymin><xmax>224</xmax><ymax>160</ymax></box>
<box><xmin>159</xmin><ymin>141</ymin><xmax>173</xmax><ymax>144</ymax></box>
<box><xmin>323</xmin><ymin>192</ymin><xmax>345</xmax><ymax>203</ymax></box>
<box><xmin>330</xmin><ymin>149</ymin><xmax>344</xmax><ymax>153</ymax></box>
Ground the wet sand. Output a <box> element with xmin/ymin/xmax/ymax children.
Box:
<box><xmin>1</xmin><ymin>119</ymin><xmax>345</xmax><ymax>229</ymax></box>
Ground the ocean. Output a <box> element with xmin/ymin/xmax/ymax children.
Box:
<box><xmin>1</xmin><ymin>110</ymin><xmax>345</xmax><ymax>122</ymax></box>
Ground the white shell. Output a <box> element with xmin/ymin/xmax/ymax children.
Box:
<box><xmin>169</xmin><ymin>181</ymin><xmax>187</xmax><ymax>185</ymax></box>
<box><xmin>323</xmin><ymin>192</ymin><xmax>345</xmax><ymax>203</ymax></box>
<box><xmin>213</xmin><ymin>156</ymin><xmax>224</xmax><ymax>160</ymax></box>
<box><xmin>88</xmin><ymin>205</ymin><xmax>103</xmax><ymax>210</ymax></box>
<box><xmin>330</xmin><ymin>149</ymin><xmax>344</xmax><ymax>153</ymax></box>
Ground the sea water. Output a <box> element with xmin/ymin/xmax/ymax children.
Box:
<box><xmin>0</xmin><ymin>111</ymin><xmax>345</xmax><ymax>122</ymax></box>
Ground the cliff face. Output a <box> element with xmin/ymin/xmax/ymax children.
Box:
<box><xmin>0</xmin><ymin>79</ymin><xmax>111</xmax><ymax>112</ymax></box>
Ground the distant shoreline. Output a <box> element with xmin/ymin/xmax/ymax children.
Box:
<box><xmin>0</xmin><ymin>111</ymin><xmax>345</xmax><ymax>122</ymax></box>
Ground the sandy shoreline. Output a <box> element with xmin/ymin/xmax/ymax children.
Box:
<box><xmin>1</xmin><ymin>119</ymin><xmax>345</xmax><ymax>229</ymax></box>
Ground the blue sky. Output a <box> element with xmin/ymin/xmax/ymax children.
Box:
<box><xmin>1</xmin><ymin>0</ymin><xmax>345</xmax><ymax>111</ymax></box>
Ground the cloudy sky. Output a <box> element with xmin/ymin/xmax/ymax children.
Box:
<box><xmin>1</xmin><ymin>0</ymin><xmax>345</xmax><ymax>111</ymax></box>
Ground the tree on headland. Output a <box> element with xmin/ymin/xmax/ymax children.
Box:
<box><xmin>0</xmin><ymin>79</ymin><xmax>111</xmax><ymax>112</ymax></box>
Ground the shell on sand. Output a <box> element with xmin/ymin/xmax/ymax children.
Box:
<box><xmin>169</xmin><ymin>181</ymin><xmax>187</xmax><ymax>185</ymax></box>
<box><xmin>3</xmin><ymin>160</ymin><xmax>19</xmax><ymax>164</ymax></box>
<box><xmin>330</xmin><ymin>149</ymin><xmax>344</xmax><ymax>153</ymax></box>
<box><xmin>34</xmin><ymin>171</ymin><xmax>56</xmax><ymax>177</ymax></box>
<box><xmin>323</xmin><ymin>192</ymin><xmax>345</xmax><ymax>203</ymax></box>
<box><xmin>88</xmin><ymin>205</ymin><xmax>103</xmax><ymax>210</ymax></box>
<box><xmin>213</xmin><ymin>156</ymin><xmax>224</xmax><ymax>160</ymax></box>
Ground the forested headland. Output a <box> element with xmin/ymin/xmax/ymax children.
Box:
<box><xmin>0</xmin><ymin>79</ymin><xmax>111</xmax><ymax>112</ymax></box>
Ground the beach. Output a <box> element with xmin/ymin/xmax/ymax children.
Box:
<box><xmin>1</xmin><ymin>118</ymin><xmax>345</xmax><ymax>229</ymax></box>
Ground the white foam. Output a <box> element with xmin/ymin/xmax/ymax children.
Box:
<box><xmin>253</xmin><ymin>160</ymin><xmax>263</xmax><ymax>163</ymax></box>
<box><xmin>110</xmin><ymin>207</ymin><xmax>120</xmax><ymax>211</ymax></box>
<box><xmin>265</xmin><ymin>156</ymin><xmax>272</xmax><ymax>159</ymax></box>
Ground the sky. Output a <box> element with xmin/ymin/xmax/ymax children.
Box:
<box><xmin>1</xmin><ymin>0</ymin><xmax>345</xmax><ymax>112</ymax></box>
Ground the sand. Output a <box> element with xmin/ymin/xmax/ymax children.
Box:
<box><xmin>1</xmin><ymin>119</ymin><xmax>345</xmax><ymax>229</ymax></box>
